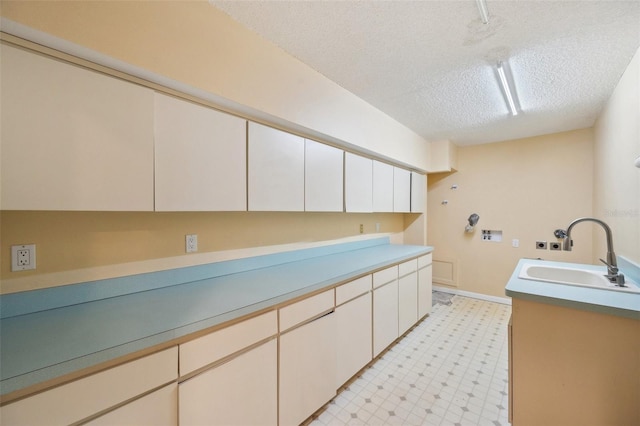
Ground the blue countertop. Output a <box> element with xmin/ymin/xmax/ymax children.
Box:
<box><xmin>505</xmin><ymin>258</ymin><xmax>640</xmax><ymax>320</ymax></box>
<box><xmin>0</xmin><ymin>238</ymin><xmax>432</xmax><ymax>397</ymax></box>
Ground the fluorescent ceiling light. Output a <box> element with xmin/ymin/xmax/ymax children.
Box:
<box><xmin>496</xmin><ymin>61</ymin><xmax>521</xmax><ymax>116</ymax></box>
<box><xmin>476</xmin><ymin>0</ymin><xmax>490</xmax><ymax>24</ymax></box>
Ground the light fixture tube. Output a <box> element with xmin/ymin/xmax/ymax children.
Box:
<box><xmin>496</xmin><ymin>61</ymin><xmax>520</xmax><ymax>116</ymax></box>
<box><xmin>476</xmin><ymin>0</ymin><xmax>490</xmax><ymax>24</ymax></box>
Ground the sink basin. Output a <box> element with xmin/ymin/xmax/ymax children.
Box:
<box><xmin>519</xmin><ymin>263</ymin><xmax>640</xmax><ymax>293</ymax></box>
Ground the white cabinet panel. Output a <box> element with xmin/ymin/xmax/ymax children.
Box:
<box><xmin>179</xmin><ymin>339</ymin><xmax>277</xmax><ymax>426</ymax></box>
<box><xmin>418</xmin><ymin>264</ymin><xmax>433</xmax><ymax>318</ymax></box>
<box><xmin>280</xmin><ymin>313</ymin><xmax>336</xmax><ymax>426</ymax></box>
<box><xmin>154</xmin><ymin>93</ymin><xmax>247</xmax><ymax>211</ymax></box>
<box><xmin>399</xmin><ymin>259</ymin><xmax>418</xmax><ymax>277</ymax></box>
<box><xmin>373</xmin><ymin>265</ymin><xmax>398</xmax><ymax>289</ymax></box>
<box><xmin>1</xmin><ymin>45</ymin><xmax>154</xmax><ymax>211</ymax></box>
<box><xmin>0</xmin><ymin>347</ymin><xmax>178</xmax><ymax>425</ymax></box>
<box><xmin>372</xmin><ymin>280</ymin><xmax>399</xmax><ymax>357</ymax></box>
<box><xmin>372</xmin><ymin>161</ymin><xmax>394</xmax><ymax>212</ymax></box>
<box><xmin>336</xmin><ymin>292</ymin><xmax>372</xmax><ymax>387</ymax></box>
<box><xmin>398</xmin><ymin>271</ymin><xmax>418</xmax><ymax>335</ymax></box>
<box><xmin>279</xmin><ymin>289</ymin><xmax>334</xmax><ymax>332</ymax></box>
<box><xmin>411</xmin><ymin>172</ymin><xmax>427</xmax><ymax>213</ymax></box>
<box><xmin>179</xmin><ymin>311</ymin><xmax>277</xmax><ymax>376</ymax></box>
<box><xmin>305</xmin><ymin>140</ymin><xmax>344</xmax><ymax>212</ymax></box>
<box><xmin>393</xmin><ymin>167</ymin><xmax>411</xmax><ymax>213</ymax></box>
<box><xmin>87</xmin><ymin>383</ymin><xmax>177</xmax><ymax>426</ymax></box>
<box><xmin>335</xmin><ymin>275</ymin><xmax>371</xmax><ymax>305</ymax></box>
<box><xmin>344</xmin><ymin>153</ymin><xmax>373</xmax><ymax>213</ymax></box>
<box><xmin>248</xmin><ymin>122</ymin><xmax>304</xmax><ymax>211</ymax></box>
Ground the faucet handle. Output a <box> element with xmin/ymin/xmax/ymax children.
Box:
<box><xmin>599</xmin><ymin>258</ymin><xmax>616</xmax><ymax>269</ymax></box>
<box><xmin>554</xmin><ymin>229</ymin><xmax>567</xmax><ymax>239</ymax></box>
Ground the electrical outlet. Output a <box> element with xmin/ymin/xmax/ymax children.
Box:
<box><xmin>186</xmin><ymin>234</ymin><xmax>198</xmax><ymax>253</ymax></box>
<box><xmin>11</xmin><ymin>244</ymin><xmax>36</xmax><ymax>271</ymax></box>
<box><xmin>359</xmin><ymin>224</ymin><xmax>364</xmax><ymax>234</ymax></box>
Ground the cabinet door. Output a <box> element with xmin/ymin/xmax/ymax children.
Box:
<box><xmin>398</xmin><ymin>272</ymin><xmax>418</xmax><ymax>335</ymax></box>
<box><xmin>248</xmin><ymin>122</ymin><xmax>304</xmax><ymax>211</ymax></box>
<box><xmin>393</xmin><ymin>167</ymin><xmax>411</xmax><ymax>213</ymax></box>
<box><xmin>154</xmin><ymin>93</ymin><xmax>246</xmax><ymax>211</ymax></box>
<box><xmin>86</xmin><ymin>383</ymin><xmax>177</xmax><ymax>426</ymax></box>
<box><xmin>336</xmin><ymin>292</ymin><xmax>372</xmax><ymax>387</ymax></box>
<box><xmin>418</xmin><ymin>264</ymin><xmax>433</xmax><ymax>318</ymax></box>
<box><xmin>0</xmin><ymin>45</ymin><xmax>154</xmax><ymax>211</ymax></box>
<box><xmin>344</xmin><ymin>153</ymin><xmax>373</xmax><ymax>213</ymax></box>
<box><xmin>179</xmin><ymin>339</ymin><xmax>277</xmax><ymax>426</ymax></box>
<box><xmin>411</xmin><ymin>172</ymin><xmax>427</xmax><ymax>213</ymax></box>
<box><xmin>372</xmin><ymin>161</ymin><xmax>394</xmax><ymax>212</ymax></box>
<box><xmin>305</xmin><ymin>140</ymin><xmax>344</xmax><ymax>212</ymax></box>
<box><xmin>372</xmin><ymin>280</ymin><xmax>399</xmax><ymax>357</ymax></box>
<box><xmin>0</xmin><ymin>347</ymin><xmax>177</xmax><ymax>425</ymax></box>
<box><xmin>279</xmin><ymin>313</ymin><xmax>336</xmax><ymax>426</ymax></box>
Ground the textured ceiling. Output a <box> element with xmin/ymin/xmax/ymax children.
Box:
<box><xmin>210</xmin><ymin>0</ymin><xmax>640</xmax><ymax>146</ymax></box>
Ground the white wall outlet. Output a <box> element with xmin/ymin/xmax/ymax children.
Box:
<box><xmin>185</xmin><ymin>234</ymin><xmax>198</xmax><ymax>253</ymax></box>
<box><xmin>512</xmin><ymin>239</ymin><xmax>519</xmax><ymax>248</ymax></box>
<box><xmin>11</xmin><ymin>244</ymin><xmax>36</xmax><ymax>271</ymax></box>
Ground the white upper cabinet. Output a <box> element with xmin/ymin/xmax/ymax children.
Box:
<box><xmin>411</xmin><ymin>172</ymin><xmax>427</xmax><ymax>213</ymax></box>
<box><xmin>154</xmin><ymin>93</ymin><xmax>247</xmax><ymax>211</ymax></box>
<box><xmin>344</xmin><ymin>153</ymin><xmax>373</xmax><ymax>213</ymax></box>
<box><xmin>248</xmin><ymin>122</ymin><xmax>305</xmax><ymax>211</ymax></box>
<box><xmin>1</xmin><ymin>45</ymin><xmax>154</xmax><ymax>211</ymax></box>
<box><xmin>372</xmin><ymin>161</ymin><xmax>394</xmax><ymax>213</ymax></box>
<box><xmin>393</xmin><ymin>167</ymin><xmax>411</xmax><ymax>213</ymax></box>
<box><xmin>305</xmin><ymin>140</ymin><xmax>344</xmax><ymax>212</ymax></box>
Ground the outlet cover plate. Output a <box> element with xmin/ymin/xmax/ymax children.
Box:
<box><xmin>549</xmin><ymin>241</ymin><xmax>562</xmax><ymax>251</ymax></box>
<box><xmin>11</xmin><ymin>244</ymin><xmax>36</xmax><ymax>271</ymax></box>
<box><xmin>186</xmin><ymin>234</ymin><xmax>198</xmax><ymax>253</ymax></box>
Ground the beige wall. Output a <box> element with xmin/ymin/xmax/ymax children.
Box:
<box><xmin>0</xmin><ymin>212</ymin><xmax>403</xmax><ymax>285</ymax></box>
<box><xmin>593</xmin><ymin>47</ymin><xmax>640</xmax><ymax>265</ymax></box>
<box><xmin>427</xmin><ymin>129</ymin><xmax>595</xmax><ymax>298</ymax></box>
<box><xmin>0</xmin><ymin>0</ymin><xmax>429</xmax><ymax>171</ymax></box>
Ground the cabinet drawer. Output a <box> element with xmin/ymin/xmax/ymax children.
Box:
<box><xmin>0</xmin><ymin>347</ymin><xmax>178</xmax><ymax>426</ymax></box>
<box><xmin>399</xmin><ymin>259</ymin><xmax>418</xmax><ymax>277</ymax></box>
<box><xmin>373</xmin><ymin>265</ymin><xmax>398</xmax><ymax>288</ymax></box>
<box><xmin>418</xmin><ymin>253</ymin><xmax>433</xmax><ymax>269</ymax></box>
<box><xmin>179</xmin><ymin>311</ymin><xmax>277</xmax><ymax>376</ymax></box>
<box><xmin>86</xmin><ymin>383</ymin><xmax>177</xmax><ymax>426</ymax></box>
<box><xmin>336</xmin><ymin>275</ymin><xmax>372</xmax><ymax>306</ymax></box>
<box><xmin>279</xmin><ymin>290</ymin><xmax>334</xmax><ymax>332</ymax></box>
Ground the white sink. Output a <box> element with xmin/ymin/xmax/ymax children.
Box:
<box><xmin>519</xmin><ymin>263</ymin><xmax>640</xmax><ymax>293</ymax></box>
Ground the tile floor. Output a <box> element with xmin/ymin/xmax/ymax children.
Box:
<box><xmin>310</xmin><ymin>294</ymin><xmax>512</xmax><ymax>426</ymax></box>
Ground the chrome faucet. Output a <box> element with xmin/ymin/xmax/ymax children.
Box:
<box><xmin>554</xmin><ymin>217</ymin><xmax>626</xmax><ymax>286</ymax></box>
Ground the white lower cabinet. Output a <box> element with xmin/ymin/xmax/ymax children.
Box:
<box><xmin>372</xmin><ymin>279</ymin><xmax>399</xmax><ymax>358</ymax></box>
<box><xmin>398</xmin><ymin>271</ymin><xmax>418</xmax><ymax>335</ymax></box>
<box><xmin>279</xmin><ymin>313</ymin><xmax>336</xmax><ymax>426</ymax></box>
<box><xmin>0</xmin><ymin>347</ymin><xmax>178</xmax><ymax>426</ymax></box>
<box><xmin>178</xmin><ymin>339</ymin><xmax>278</xmax><ymax>426</ymax></box>
<box><xmin>398</xmin><ymin>259</ymin><xmax>418</xmax><ymax>335</ymax></box>
<box><xmin>86</xmin><ymin>383</ymin><xmax>177</xmax><ymax>426</ymax></box>
<box><xmin>418</xmin><ymin>254</ymin><xmax>433</xmax><ymax>318</ymax></box>
<box><xmin>336</xmin><ymin>291</ymin><xmax>372</xmax><ymax>387</ymax></box>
